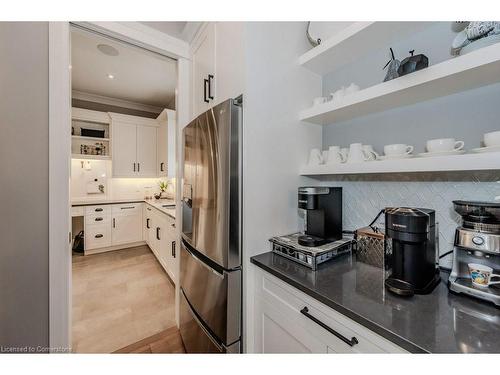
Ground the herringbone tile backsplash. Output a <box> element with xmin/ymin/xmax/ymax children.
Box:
<box><xmin>315</xmin><ymin>172</ymin><xmax>500</xmax><ymax>267</ymax></box>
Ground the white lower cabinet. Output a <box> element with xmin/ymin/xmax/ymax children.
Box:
<box><xmin>111</xmin><ymin>203</ymin><xmax>143</xmax><ymax>245</ymax></box>
<box><xmin>253</xmin><ymin>268</ymin><xmax>407</xmax><ymax>354</ymax></box>
<box><xmin>144</xmin><ymin>205</ymin><xmax>177</xmax><ymax>284</ymax></box>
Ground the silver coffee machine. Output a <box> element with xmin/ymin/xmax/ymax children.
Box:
<box><xmin>448</xmin><ymin>200</ymin><xmax>500</xmax><ymax>307</ymax></box>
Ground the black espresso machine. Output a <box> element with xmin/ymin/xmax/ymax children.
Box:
<box><xmin>384</xmin><ymin>207</ymin><xmax>441</xmax><ymax>296</ymax></box>
<box><xmin>297</xmin><ymin>187</ymin><xmax>342</xmax><ymax>247</ymax></box>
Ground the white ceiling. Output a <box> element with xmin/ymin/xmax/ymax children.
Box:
<box><xmin>71</xmin><ymin>29</ymin><xmax>177</xmax><ymax>108</ymax></box>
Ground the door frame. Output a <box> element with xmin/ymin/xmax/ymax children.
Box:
<box><xmin>48</xmin><ymin>21</ymin><xmax>192</xmax><ymax>351</ymax></box>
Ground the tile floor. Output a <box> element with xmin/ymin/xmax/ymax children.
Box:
<box><xmin>72</xmin><ymin>245</ymin><xmax>176</xmax><ymax>353</ymax></box>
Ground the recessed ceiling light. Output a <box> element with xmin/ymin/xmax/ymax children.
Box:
<box><xmin>97</xmin><ymin>44</ymin><xmax>119</xmax><ymax>56</ymax></box>
<box><xmin>107</xmin><ymin>74</ymin><xmax>115</xmax><ymax>80</ymax></box>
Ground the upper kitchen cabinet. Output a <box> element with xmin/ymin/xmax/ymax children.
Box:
<box><xmin>156</xmin><ymin>109</ymin><xmax>177</xmax><ymax>177</ymax></box>
<box><xmin>110</xmin><ymin>112</ymin><xmax>159</xmax><ymax>178</ymax></box>
<box><xmin>191</xmin><ymin>22</ymin><xmax>245</xmax><ymax>119</ymax></box>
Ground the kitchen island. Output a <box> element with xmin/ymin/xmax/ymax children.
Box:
<box><xmin>250</xmin><ymin>252</ymin><xmax>500</xmax><ymax>353</ymax></box>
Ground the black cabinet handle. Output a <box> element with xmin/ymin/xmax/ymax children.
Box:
<box><xmin>300</xmin><ymin>307</ymin><xmax>358</xmax><ymax>347</ymax></box>
<box><xmin>208</xmin><ymin>74</ymin><xmax>214</xmax><ymax>100</ymax></box>
<box><xmin>95</xmin><ymin>217</ymin><xmax>103</xmax><ymax>221</ymax></box>
<box><xmin>138</xmin><ymin>163</ymin><xmax>140</xmax><ymax>172</ymax></box>
<box><xmin>95</xmin><ymin>234</ymin><xmax>103</xmax><ymax>238</ymax></box>
<box><xmin>146</xmin><ymin>218</ymin><xmax>150</xmax><ymax>229</ymax></box>
<box><xmin>156</xmin><ymin>227</ymin><xmax>160</xmax><ymax>240</ymax></box>
<box><xmin>160</xmin><ymin>162</ymin><xmax>164</xmax><ymax>172</ymax></box>
<box><xmin>95</xmin><ymin>208</ymin><xmax>103</xmax><ymax>212</ymax></box>
<box><xmin>121</xmin><ymin>206</ymin><xmax>135</xmax><ymax>210</ymax></box>
<box><xmin>133</xmin><ymin>163</ymin><xmax>136</xmax><ymax>172</ymax></box>
<box><xmin>113</xmin><ymin>218</ymin><xmax>116</xmax><ymax>228</ymax></box>
<box><xmin>171</xmin><ymin>223</ymin><xmax>175</xmax><ymax>228</ymax></box>
<box><xmin>171</xmin><ymin>241</ymin><xmax>176</xmax><ymax>258</ymax></box>
<box><xmin>203</xmin><ymin>78</ymin><xmax>209</xmax><ymax>103</ymax></box>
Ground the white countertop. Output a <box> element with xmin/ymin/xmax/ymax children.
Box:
<box><xmin>71</xmin><ymin>197</ymin><xmax>176</xmax><ymax>219</ymax></box>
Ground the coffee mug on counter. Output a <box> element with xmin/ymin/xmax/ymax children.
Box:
<box><xmin>326</xmin><ymin>145</ymin><xmax>346</xmax><ymax>165</ymax></box>
<box><xmin>362</xmin><ymin>145</ymin><xmax>379</xmax><ymax>161</ymax></box>
<box><xmin>468</xmin><ymin>263</ymin><xmax>500</xmax><ymax>288</ymax></box>
<box><xmin>346</xmin><ymin>143</ymin><xmax>369</xmax><ymax>163</ymax></box>
<box><xmin>384</xmin><ymin>144</ymin><xmax>414</xmax><ymax>157</ymax></box>
<box><xmin>426</xmin><ymin>138</ymin><xmax>464</xmax><ymax>153</ymax></box>
<box><xmin>308</xmin><ymin>148</ymin><xmax>323</xmax><ymax>166</ymax></box>
<box><xmin>484</xmin><ymin>131</ymin><xmax>500</xmax><ymax>147</ymax></box>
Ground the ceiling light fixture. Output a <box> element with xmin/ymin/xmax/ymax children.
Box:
<box><xmin>97</xmin><ymin>44</ymin><xmax>119</xmax><ymax>56</ymax></box>
<box><xmin>107</xmin><ymin>74</ymin><xmax>115</xmax><ymax>80</ymax></box>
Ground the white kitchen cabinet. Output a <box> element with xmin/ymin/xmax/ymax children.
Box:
<box><xmin>136</xmin><ymin>125</ymin><xmax>158</xmax><ymax>177</ymax></box>
<box><xmin>111</xmin><ymin>203</ymin><xmax>143</xmax><ymax>246</ymax></box>
<box><xmin>191</xmin><ymin>22</ymin><xmax>245</xmax><ymax>119</ymax></box>
<box><xmin>110</xmin><ymin>113</ymin><xmax>159</xmax><ymax>178</ymax></box>
<box><xmin>253</xmin><ymin>267</ymin><xmax>407</xmax><ymax>354</ymax></box>
<box><xmin>156</xmin><ymin>109</ymin><xmax>176</xmax><ymax>177</ymax></box>
<box><xmin>144</xmin><ymin>205</ymin><xmax>177</xmax><ymax>283</ymax></box>
<box><xmin>112</xmin><ymin>121</ymin><xmax>137</xmax><ymax>176</ymax></box>
<box><xmin>191</xmin><ymin>23</ymin><xmax>216</xmax><ymax>118</ymax></box>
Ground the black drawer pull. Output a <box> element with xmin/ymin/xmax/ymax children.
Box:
<box><xmin>160</xmin><ymin>162</ymin><xmax>164</xmax><ymax>172</ymax></box>
<box><xmin>95</xmin><ymin>234</ymin><xmax>103</xmax><ymax>238</ymax></box>
<box><xmin>156</xmin><ymin>227</ymin><xmax>160</xmax><ymax>240</ymax></box>
<box><xmin>121</xmin><ymin>206</ymin><xmax>135</xmax><ymax>210</ymax></box>
<box><xmin>171</xmin><ymin>241</ymin><xmax>176</xmax><ymax>258</ymax></box>
<box><xmin>300</xmin><ymin>307</ymin><xmax>358</xmax><ymax>347</ymax></box>
<box><xmin>208</xmin><ymin>74</ymin><xmax>214</xmax><ymax>99</ymax></box>
<box><xmin>146</xmin><ymin>218</ymin><xmax>150</xmax><ymax>229</ymax></box>
<box><xmin>95</xmin><ymin>208</ymin><xmax>103</xmax><ymax>212</ymax></box>
<box><xmin>95</xmin><ymin>217</ymin><xmax>103</xmax><ymax>221</ymax></box>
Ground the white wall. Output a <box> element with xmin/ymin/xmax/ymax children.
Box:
<box><xmin>241</xmin><ymin>22</ymin><xmax>322</xmax><ymax>352</ymax></box>
<box><xmin>70</xmin><ymin>159</ymin><xmax>169</xmax><ymax>200</ymax></box>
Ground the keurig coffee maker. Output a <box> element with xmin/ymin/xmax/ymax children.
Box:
<box><xmin>384</xmin><ymin>207</ymin><xmax>440</xmax><ymax>296</ymax></box>
<box><xmin>298</xmin><ymin>187</ymin><xmax>342</xmax><ymax>247</ymax></box>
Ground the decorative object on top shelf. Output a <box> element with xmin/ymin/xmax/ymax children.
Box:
<box><xmin>81</xmin><ymin>128</ymin><xmax>106</xmax><ymax>138</ymax></box>
<box><xmin>397</xmin><ymin>50</ymin><xmax>429</xmax><ymax>77</ymax></box>
<box><xmin>306</xmin><ymin>21</ymin><xmax>321</xmax><ymax>48</ymax></box>
<box><xmin>451</xmin><ymin>21</ymin><xmax>500</xmax><ymax>55</ymax></box>
<box><xmin>383</xmin><ymin>48</ymin><xmax>400</xmax><ymax>82</ymax></box>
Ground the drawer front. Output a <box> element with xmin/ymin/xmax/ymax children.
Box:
<box><xmin>85</xmin><ymin>205</ymin><xmax>111</xmax><ymax>217</ymax></box>
<box><xmin>85</xmin><ymin>214</ymin><xmax>111</xmax><ymax>227</ymax></box>
<box><xmin>112</xmin><ymin>203</ymin><xmax>143</xmax><ymax>216</ymax></box>
<box><xmin>256</xmin><ymin>269</ymin><xmax>406</xmax><ymax>353</ymax></box>
<box><xmin>85</xmin><ymin>224</ymin><xmax>112</xmax><ymax>250</ymax></box>
<box><xmin>71</xmin><ymin>206</ymin><xmax>85</xmax><ymax>217</ymax></box>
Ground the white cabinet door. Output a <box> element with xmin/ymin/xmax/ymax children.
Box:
<box><xmin>254</xmin><ymin>296</ymin><xmax>326</xmax><ymax>353</ymax></box>
<box><xmin>111</xmin><ymin>204</ymin><xmax>143</xmax><ymax>245</ymax></box>
<box><xmin>136</xmin><ymin>125</ymin><xmax>157</xmax><ymax>177</ymax></box>
<box><xmin>215</xmin><ymin>22</ymin><xmax>244</xmax><ymax>105</ymax></box>
<box><xmin>157</xmin><ymin>117</ymin><xmax>168</xmax><ymax>177</ymax></box>
<box><xmin>112</xmin><ymin>122</ymin><xmax>137</xmax><ymax>177</ymax></box>
<box><xmin>167</xmin><ymin>115</ymin><xmax>176</xmax><ymax>178</ymax></box>
<box><xmin>192</xmin><ymin>23</ymin><xmax>216</xmax><ymax>118</ymax></box>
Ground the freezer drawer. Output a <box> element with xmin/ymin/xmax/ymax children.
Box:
<box><xmin>180</xmin><ymin>239</ymin><xmax>241</xmax><ymax>346</ymax></box>
<box><xmin>180</xmin><ymin>289</ymin><xmax>240</xmax><ymax>353</ymax></box>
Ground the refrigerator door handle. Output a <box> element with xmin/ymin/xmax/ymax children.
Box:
<box><xmin>181</xmin><ymin>239</ymin><xmax>224</xmax><ymax>279</ymax></box>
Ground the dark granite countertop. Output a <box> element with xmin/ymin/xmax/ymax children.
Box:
<box><xmin>250</xmin><ymin>252</ymin><xmax>500</xmax><ymax>353</ymax></box>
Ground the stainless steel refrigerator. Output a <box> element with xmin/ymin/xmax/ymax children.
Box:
<box><xmin>179</xmin><ymin>98</ymin><xmax>242</xmax><ymax>353</ymax></box>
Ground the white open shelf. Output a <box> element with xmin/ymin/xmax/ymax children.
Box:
<box><xmin>71</xmin><ymin>154</ymin><xmax>111</xmax><ymax>160</ymax></box>
<box><xmin>300</xmin><ymin>152</ymin><xmax>500</xmax><ymax>176</ymax></box>
<box><xmin>72</xmin><ymin>135</ymin><xmax>110</xmax><ymax>142</ymax></box>
<box><xmin>299</xmin><ymin>22</ymin><xmax>434</xmax><ymax>76</ymax></box>
<box><xmin>300</xmin><ymin>43</ymin><xmax>500</xmax><ymax>125</ymax></box>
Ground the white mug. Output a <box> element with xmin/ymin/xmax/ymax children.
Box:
<box><xmin>347</xmin><ymin>143</ymin><xmax>369</xmax><ymax>163</ymax></box>
<box><xmin>308</xmin><ymin>148</ymin><xmax>323</xmax><ymax>166</ymax></box>
<box><xmin>345</xmin><ymin>83</ymin><xmax>360</xmax><ymax>95</ymax></box>
<box><xmin>484</xmin><ymin>131</ymin><xmax>500</xmax><ymax>147</ymax></box>
<box><xmin>340</xmin><ymin>147</ymin><xmax>349</xmax><ymax>162</ymax></box>
<box><xmin>384</xmin><ymin>144</ymin><xmax>414</xmax><ymax>156</ymax></box>
<box><xmin>329</xmin><ymin>87</ymin><xmax>345</xmax><ymax>103</ymax></box>
<box><xmin>426</xmin><ymin>138</ymin><xmax>464</xmax><ymax>153</ymax></box>
<box><xmin>326</xmin><ymin>146</ymin><xmax>346</xmax><ymax>165</ymax></box>
<box><xmin>362</xmin><ymin>145</ymin><xmax>379</xmax><ymax>161</ymax></box>
<box><xmin>313</xmin><ymin>96</ymin><xmax>326</xmax><ymax>106</ymax></box>
<box><xmin>468</xmin><ymin>263</ymin><xmax>500</xmax><ymax>288</ymax></box>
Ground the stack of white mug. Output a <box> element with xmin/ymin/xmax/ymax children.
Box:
<box><xmin>308</xmin><ymin>143</ymin><xmax>380</xmax><ymax>166</ymax></box>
